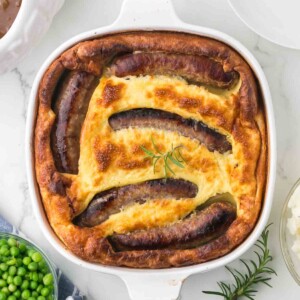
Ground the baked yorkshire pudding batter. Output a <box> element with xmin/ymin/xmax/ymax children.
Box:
<box><xmin>35</xmin><ymin>32</ymin><xmax>267</xmax><ymax>268</ymax></box>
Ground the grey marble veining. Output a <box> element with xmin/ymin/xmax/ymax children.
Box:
<box><xmin>0</xmin><ymin>0</ymin><xmax>299</xmax><ymax>299</ymax></box>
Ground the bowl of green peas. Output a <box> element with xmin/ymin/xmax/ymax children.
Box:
<box><xmin>0</xmin><ymin>232</ymin><xmax>58</xmax><ymax>300</ymax></box>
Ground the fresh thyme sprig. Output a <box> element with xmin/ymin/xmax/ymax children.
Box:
<box><xmin>203</xmin><ymin>224</ymin><xmax>276</xmax><ymax>300</ymax></box>
<box><xmin>140</xmin><ymin>136</ymin><xmax>185</xmax><ymax>177</ymax></box>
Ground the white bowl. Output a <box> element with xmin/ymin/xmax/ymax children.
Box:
<box><xmin>25</xmin><ymin>0</ymin><xmax>276</xmax><ymax>299</ymax></box>
<box><xmin>228</xmin><ymin>0</ymin><xmax>300</xmax><ymax>50</ymax></box>
<box><xmin>0</xmin><ymin>232</ymin><xmax>59</xmax><ymax>299</ymax></box>
<box><xmin>0</xmin><ymin>0</ymin><xmax>65</xmax><ymax>74</ymax></box>
<box><xmin>280</xmin><ymin>178</ymin><xmax>300</xmax><ymax>285</ymax></box>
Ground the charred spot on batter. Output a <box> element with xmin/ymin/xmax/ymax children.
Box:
<box><xmin>94</xmin><ymin>141</ymin><xmax>119</xmax><ymax>172</ymax></box>
<box><xmin>101</xmin><ymin>81</ymin><xmax>125</xmax><ymax>107</ymax></box>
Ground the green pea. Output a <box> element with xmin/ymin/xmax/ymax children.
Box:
<box><xmin>21</xmin><ymin>289</ymin><xmax>31</xmax><ymax>299</ymax></box>
<box><xmin>6</xmin><ymin>276</ymin><xmax>13</xmax><ymax>284</ymax></box>
<box><xmin>7</xmin><ymin>296</ymin><xmax>17</xmax><ymax>300</ymax></box>
<box><xmin>19</xmin><ymin>244</ymin><xmax>27</xmax><ymax>253</ymax></box>
<box><xmin>21</xmin><ymin>279</ymin><xmax>29</xmax><ymax>290</ymax></box>
<box><xmin>0</xmin><ymin>240</ymin><xmax>7</xmax><ymax>246</ymax></box>
<box><xmin>37</xmin><ymin>297</ymin><xmax>45</xmax><ymax>300</ymax></box>
<box><xmin>23</xmin><ymin>257</ymin><xmax>31</xmax><ymax>266</ymax></box>
<box><xmin>31</xmin><ymin>253</ymin><xmax>42</xmax><ymax>263</ymax></box>
<box><xmin>40</xmin><ymin>287</ymin><xmax>50</xmax><ymax>297</ymax></box>
<box><xmin>0</xmin><ymin>280</ymin><xmax>6</xmax><ymax>288</ymax></box>
<box><xmin>0</xmin><ymin>247</ymin><xmax>9</xmax><ymax>257</ymax></box>
<box><xmin>42</xmin><ymin>274</ymin><xmax>53</xmax><ymax>286</ymax></box>
<box><xmin>6</xmin><ymin>259</ymin><xmax>16</xmax><ymax>266</ymax></box>
<box><xmin>29</xmin><ymin>281</ymin><xmax>38</xmax><ymax>290</ymax></box>
<box><xmin>41</xmin><ymin>267</ymin><xmax>48</xmax><ymax>275</ymax></box>
<box><xmin>8</xmin><ymin>283</ymin><xmax>16</xmax><ymax>292</ymax></box>
<box><xmin>36</xmin><ymin>284</ymin><xmax>43</xmax><ymax>293</ymax></box>
<box><xmin>27</xmin><ymin>250</ymin><xmax>35</xmax><ymax>258</ymax></box>
<box><xmin>17</xmin><ymin>267</ymin><xmax>26</xmax><ymax>277</ymax></box>
<box><xmin>13</xmin><ymin>276</ymin><xmax>22</xmax><ymax>286</ymax></box>
<box><xmin>1</xmin><ymin>287</ymin><xmax>9</xmax><ymax>295</ymax></box>
<box><xmin>13</xmin><ymin>290</ymin><xmax>20</xmax><ymax>298</ymax></box>
<box><xmin>31</xmin><ymin>272</ymin><xmax>39</xmax><ymax>282</ymax></box>
<box><xmin>31</xmin><ymin>291</ymin><xmax>38</xmax><ymax>297</ymax></box>
<box><xmin>38</xmin><ymin>273</ymin><xmax>43</xmax><ymax>282</ymax></box>
<box><xmin>2</xmin><ymin>273</ymin><xmax>7</xmax><ymax>280</ymax></box>
<box><xmin>0</xmin><ymin>245</ymin><xmax>8</xmax><ymax>253</ymax></box>
<box><xmin>8</xmin><ymin>267</ymin><xmax>16</xmax><ymax>277</ymax></box>
<box><xmin>0</xmin><ymin>265</ymin><xmax>7</xmax><ymax>273</ymax></box>
<box><xmin>37</xmin><ymin>261</ymin><xmax>45</xmax><ymax>270</ymax></box>
<box><xmin>28</xmin><ymin>262</ymin><xmax>38</xmax><ymax>272</ymax></box>
<box><xmin>16</xmin><ymin>258</ymin><xmax>23</xmax><ymax>267</ymax></box>
<box><xmin>0</xmin><ymin>291</ymin><xmax>7</xmax><ymax>300</ymax></box>
<box><xmin>10</xmin><ymin>247</ymin><xmax>19</xmax><ymax>258</ymax></box>
<box><xmin>7</xmin><ymin>239</ymin><xmax>17</xmax><ymax>247</ymax></box>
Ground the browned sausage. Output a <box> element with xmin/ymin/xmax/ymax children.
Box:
<box><xmin>109</xmin><ymin>109</ymin><xmax>232</xmax><ymax>153</ymax></box>
<box><xmin>51</xmin><ymin>71</ymin><xmax>98</xmax><ymax>174</ymax></box>
<box><xmin>73</xmin><ymin>178</ymin><xmax>198</xmax><ymax>227</ymax></box>
<box><xmin>108</xmin><ymin>52</ymin><xmax>238</xmax><ymax>88</ymax></box>
<box><xmin>109</xmin><ymin>201</ymin><xmax>236</xmax><ymax>251</ymax></box>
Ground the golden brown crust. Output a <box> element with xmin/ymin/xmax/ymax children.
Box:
<box><xmin>34</xmin><ymin>31</ymin><xmax>267</xmax><ymax>268</ymax></box>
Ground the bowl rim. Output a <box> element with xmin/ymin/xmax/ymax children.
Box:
<box><xmin>25</xmin><ymin>21</ymin><xmax>276</xmax><ymax>279</ymax></box>
<box><xmin>0</xmin><ymin>232</ymin><xmax>58</xmax><ymax>299</ymax></box>
<box><xmin>280</xmin><ymin>178</ymin><xmax>300</xmax><ymax>285</ymax></box>
<box><xmin>0</xmin><ymin>0</ymin><xmax>66</xmax><ymax>74</ymax></box>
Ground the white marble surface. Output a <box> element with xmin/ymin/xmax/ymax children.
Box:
<box><xmin>0</xmin><ymin>0</ymin><xmax>299</xmax><ymax>299</ymax></box>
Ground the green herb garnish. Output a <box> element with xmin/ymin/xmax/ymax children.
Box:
<box><xmin>203</xmin><ymin>224</ymin><xmax>276</xmax><ymax>300</ymax></box>
<box><xmin>140</xmin><ymin>136</ymin><xmax>185</xmax><ymax>177</ymax></box>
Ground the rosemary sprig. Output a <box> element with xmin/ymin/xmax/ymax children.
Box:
<box><xmin>140</xmin><ymin>136</ymin><xmax>185</xmax><ymax>177</ymax></box>
<box><xmin>203</xmin><ymin>224</ymin><xmax>276</xmax><ymax>300</ymax></box>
